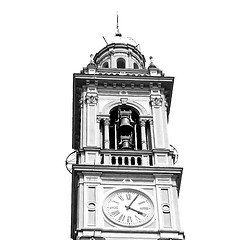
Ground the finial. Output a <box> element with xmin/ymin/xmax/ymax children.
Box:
<box><xmin>149</xmin><ymin>56</ymin><xmax>156</xmax><ymax>68</ymax></box>
<box><xmin>87</xmin><ymin>54</ymin><xmax>97</xmax><ymax>69</ymax></box>
<box><xmin>90</xmin><ymin>54</ymin><xmax>94</xmax><ymax>63</ymax></box>
<box><xmin>115</xmin><ymin>12</ymin><xmax>122</xmax><ymax>37</ymax></box>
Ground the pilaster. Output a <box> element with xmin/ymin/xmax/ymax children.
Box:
<box><xmin>150</xmin><ymin>89</ymin><xmax>169</xmax><ymax>149</ymax></box>
<box><xmin>85</xmin><ymin>89</ymin><xmax>98</xmax><ymax>147</ymax></box>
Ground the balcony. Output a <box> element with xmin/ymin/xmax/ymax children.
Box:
<box><xmin>100</xmin><ymin>150</ymin><xmax>153</xmax><ymax>166</ymax></box>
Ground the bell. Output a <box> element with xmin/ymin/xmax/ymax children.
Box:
<box><xmin>122</xmin><ymin>139</ymin><xmax>131</xmax><ymax>148</ymax></box>
<box><xmin>119</xmin><ymin>116</ymin><xmax>133</xmax><ymax>128</ymax></box>
<box><xmin>119</xmin><ymin>135</ymin><xmax>131</xmax><ymax>149</ymax></box>
<box><xmin>117</xmin><ymin>110</ymin><xmax>134</xmax><ymax>147</ymax></box>
<box><xmin>119</xmin><ymin>116</ymin><xmax>133</xmax><ymax>136</ymax></box>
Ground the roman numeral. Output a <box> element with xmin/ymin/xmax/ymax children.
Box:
<box><xmin>118</xmin><ymin>194</ymin><xmax>124</xmax><ymax>201</ymax></box>
<box><xmin>110</xmin><ymin>200</ymin><xmax>120</xmax><ymax>204</ymax></box>
<box><xmin>140</xmin><ymin>207</ymin><xmax>149</xmax><ymax>210</ymax></box>
<box><xmin>126</xmin><ymin>193</ymin><xmax>131</xmax><ymax>200</ymax></box>
<box><xmin>118</xmin><ymin>214</ymin><xmax>125</xmax><ymax>222</ymax></box>
<box><xmin>127</xmin><ymin>216</ymin><xmax>132</xmax><ymax>223</ymax></box>
<box><xmin>109</xmin><ymin>206</ymin><xmax>118</xmax><ymax>209</ymax></box>
<box><xmin>111</xmin><ymin>210</ymin><xmax>120</xmax><ymax>217</ymax></box>
<box><xmin>135</xmin><ymin>215</ymin><xmax>141</xmax><ymax>221</ymax></box>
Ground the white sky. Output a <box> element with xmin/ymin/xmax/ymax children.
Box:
<box><xmin>1</xmin><ymin>0</ymin><xmax>240</xmax><ymax>240</ymax></box>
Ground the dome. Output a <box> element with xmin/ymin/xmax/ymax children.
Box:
<box><xmin>109</xmin><ymin>35</ymin><xmax>140</xmax><ymax>50</ymax></box>
<box><xmin>93</xmin><ymin>33</ymin><xmax>145</xmax><ymax>70</ymax></box>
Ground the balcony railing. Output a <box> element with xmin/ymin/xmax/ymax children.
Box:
<box><xmin>100</xmin><ymin>150</ymin><xmax>153</xmax><ymax>166</ymax></box>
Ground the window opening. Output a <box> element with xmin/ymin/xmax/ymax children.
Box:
<box><xmin>103</xmin><ymin>62</ymin><xmax>109</xmax><ymax>68</ymax></box>
<box><xmin>117</xmin><ymin>58</ymin><xmax>125</xmax><ymax>68</ymax></box>
<box><xmin>134</xmin><ymin>63</ymin><xmax>139</xmax><ymax>69</ymax></box>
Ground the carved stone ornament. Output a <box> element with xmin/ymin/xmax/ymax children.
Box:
<box><xmin>103</xmin><ymin>118</ymin><xmax>110</xmax><ymax>126</ymax></box>
<box><xmin>162</xmin><ymin>204</ymin><xmax>170</xmax><ymax>213</ymax></box>
<box><xmin>164</xmin><ymin>100</ymin><xmax>169</xmax><ymax>111</ymax></box>
<box><xmin>149</xmin><ymin>119</ymin><xmax>153</xmax><ymax>125</ymax></box>
<box><xmin>150</xmin><ymin>96</ymin><xmax>163</xmax><ymax>106</ymax></box>
<box><xmin>96</xmin><ymin>116</ymin><xmax>101</xmax><ymax>123</ymax></box>
<box><xmin>120</xmin><ymin>98</ymin><xmax>128</xmax><ymax>105</ymax></box>
<box><xmin>79</xmin><ymin>97</ymin><xmax>84</xmax><ymax>108</ymax></box>
<box><xmin>139</xmin><ymin>119</ymin><xmax>147</xmax><ymax>127</ymax></box>
<box><xmin>85</xmin><ymin>94</ymin><xmax>98</xmax><ymax>104</ymax></box>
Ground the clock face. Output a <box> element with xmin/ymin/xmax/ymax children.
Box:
<box><xmin>103</xmin><ymin>188</ymin><xmax>154</xmax><ymax>227</ymax></box>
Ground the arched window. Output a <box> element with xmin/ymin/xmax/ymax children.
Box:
<box><xmin>117</xmin><ymin>58</ymin><xmax>125</xmax><ymax>68</ymax></box>
<box><xmin>102</xmin><ymin>62</ymin><xmax>109</xmax><ymax>68</ymax></box>
<box><xmin>134</xmin><ymin>63</ymin><xmax>139</xmax><ymax>69</ymax></box>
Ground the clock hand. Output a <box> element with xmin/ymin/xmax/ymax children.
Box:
<box><xmin>126</xmin><ymin>206</ymin><xmax>144</xmax><ymax>215</ymax></box>
<box><xmin>126</xmin><ymin>194</ymin><xmax>139</xmax><ymax>210</ymax></box>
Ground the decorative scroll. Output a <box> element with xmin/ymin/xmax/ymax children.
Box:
<box><xmin>150</xmin><ymin>96</ymin><xmax>163</xmax><ymax>106</ymax></box>
<box><xmin>85</xmin><ymin>94</ymin><xmax>98</xmax><ymax>104</ymax></box>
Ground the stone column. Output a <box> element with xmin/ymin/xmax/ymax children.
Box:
<box><xmin>134</xmin><ymin>123</ymin><xmax>137</xmax><ymax>150</ymax></box>
<box><xmin>97</xmin><ymin>117</ymin><xmax>102</xmax><ymax>148</ymax></box>
<box><xmin>149</xmin><ymin>119</ymin><xmax>155</xmax><ymax>149</ymax></box>
<box><xmin>104</xmin><ymin>118</ymin><xmax>110</xmax><ymax>149</ymax></box>
<box><xmin>114</xmin><ymin>123</ymin><xmax>117</xmax><ymax>150</ymax></box>
<box><xmin>140</xmin><ymin>119</ymin><xmax>147</xmax><ymax>150</ymax></box>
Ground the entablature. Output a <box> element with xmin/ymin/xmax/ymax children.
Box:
<box><xmin>72</xmin><ymin>164</ymin><xmax>183</xmax><ymax>193</ymax></box>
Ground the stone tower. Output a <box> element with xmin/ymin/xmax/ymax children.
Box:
<box><xmin>67</xmin><ymin>28</ymin><xmax>185</xmax><ymax>240</ymax></box>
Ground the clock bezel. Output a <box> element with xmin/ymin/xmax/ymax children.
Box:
<box><xmin>102</xmin><ymin>188</ymin><xmax>155</xmax><ymax>227</ymax></box>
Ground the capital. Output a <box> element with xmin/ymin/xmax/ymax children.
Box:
<box><xmin>85</xmin><ymin>94</ymin><xmax>98</xmax><ymax>104</ymax></box>
<box><xmin>150</xmin><ymin>96</ymin><xmax>163</xmax><ymax>106</ymax></box>
<box><xmin>103</xmin><ymin>118</ymin><xmax>110</xmax><ymax>126</ymax></box>
<box><xmin>139</xmin><ymin>119</ymin><xmax>147</xmax><ymax>127</ymax></box>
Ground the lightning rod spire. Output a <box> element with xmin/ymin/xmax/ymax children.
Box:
<box><xmin>115</xmin><ymin>12</ymin><xmax>122</xmax><ymax>37</ymax></box>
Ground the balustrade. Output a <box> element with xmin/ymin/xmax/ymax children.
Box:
<box><xmin>100</xmin><ymin>152</ymin><xmax>153</xmax><ymax>166</ymax></box>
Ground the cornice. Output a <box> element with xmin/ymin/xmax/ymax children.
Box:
<box><xmin>72</xmin><ymin>164</ymin><xmax>183</xmax><ymax>175</ymax></box>
<box><xmin>74</xmin><ymin>73</ymin><xmax>174</xmax><ymax>85</ymax></box>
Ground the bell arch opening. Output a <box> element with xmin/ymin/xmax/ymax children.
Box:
<box><xmin>107</xmin><ymin>105</ymin><xmax>141</xmax><ymax>150</ymax></box>
<box><xmin>99</xmin><ymin>105</ymin><xmax>152</xmax><ymax>151</ymax></box>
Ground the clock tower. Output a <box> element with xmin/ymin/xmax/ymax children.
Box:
<box><xmin>67</xmin><ymin>28</ymin><xmax>185</xmax><ymax>240</ymax></box>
